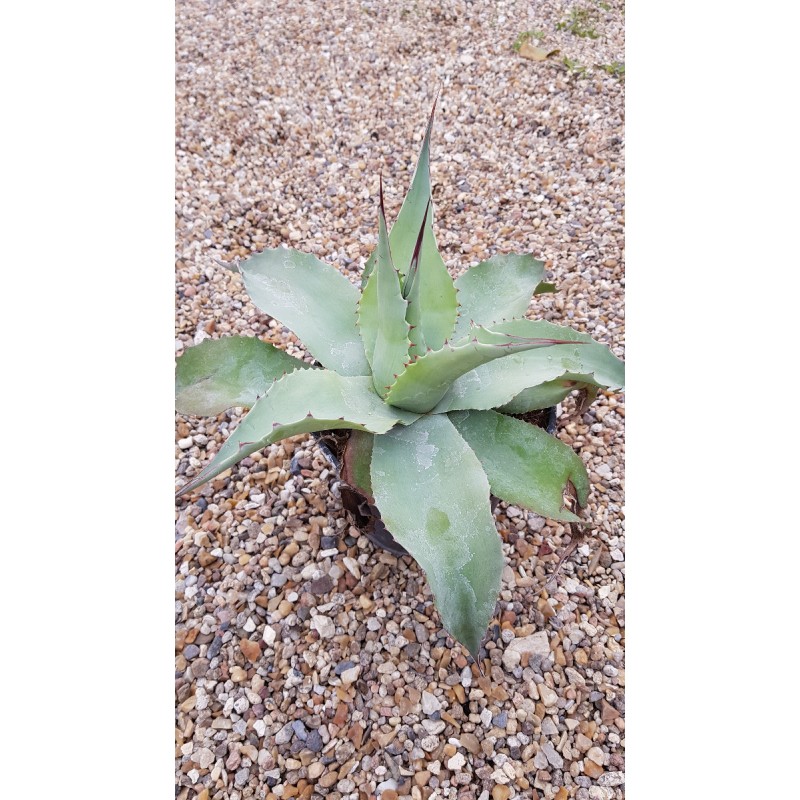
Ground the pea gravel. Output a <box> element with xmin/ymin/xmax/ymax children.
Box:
<box><xmin>175</xmin><ymin>1</ymin><xmax>625</xmax><ymax>799</ymax></box>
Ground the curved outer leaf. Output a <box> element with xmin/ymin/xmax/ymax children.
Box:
<box><xmin>497</xmin><ymin>378</ymin><xmax>595</xmax><ymax>414</ymax></box>
<box><xmin>434</xmin><ymin>320</ymin><xmax>624</xmax><ymax>413</ymax></box>
<box><xmin>452</xmin><ymin>254</ymin><xmax>546</xmax><ymax>339</ymax></box>
<box><xmin>176</xmin><ymin>371</ymin><xmax>419</xmax><ymax>496</ymax></box>
<box><xmin>341</xmin><ymin>430</ymin><xmax>374</xmax><ymax>497</ymax></box>
<box><xmin>370</xmin><ymin>415</ymin><xmax>503</xmax><ymax>658</ymax></box>
<box><xmin>364</xmin><ymin>101</ymin><xmax>458</xmax><ymax>351</ymax></box>
<box><xmin>176</xmin><ymin>336</ymin><xmax>312</xmax><ymax>416</ymax></box>
<box><xmin>358</xmin><ymin>195</ymin><xmax>412</xmax><ymax>397</ymax></box>
<box><xmin>496</xmin><ymin>379</ymin><xmax>580</xmax><ymax>414</ymax></box>
<box><xmin>449</xmin><ymin>409</ymin><xmax>590</xmax><ymax>523</ymax></box>
<box><xmin>383</xmin><ymin>328</ymin><xmax>570</xmax><ymax>414</ymax></box>
<box><xmin>239</xmin><ymin>248</ymin><xmax>370</xmax><ymax>376</ymax></box>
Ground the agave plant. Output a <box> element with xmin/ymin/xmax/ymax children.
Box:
<box><xmin>175</xmin><ymin>103</ymin><xmax>625</xmax><ymax>659</ymax></box>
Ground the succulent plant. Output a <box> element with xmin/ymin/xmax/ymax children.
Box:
<box><xmin>175</xmin><ymin>102</ymin><xmax>625</xmax><ymax>659</ymax></box>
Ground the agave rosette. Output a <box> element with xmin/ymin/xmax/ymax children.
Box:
<box><xmin>175</xmin><ymin>103</ymin><xmax>625</xmax><ymax>658</ymax></box>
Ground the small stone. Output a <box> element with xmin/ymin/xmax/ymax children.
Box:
<box><xmin>262</xmin><ymin>626</ymin><xmax>276</xmax><ymax>645</ymax></box>
<box><xmin>421</xmin><ymin>690</ymin><xmax>441</xmax><ymax>715</ymax></box>
<box><xmin>291</xmin><ymin>720</ymin><xmax>308</xmax><ymax>740</ymax></box>
<box><xmin>584</xmin><ymin>760</ymin><xmax>604</xmax><ymax>779</ymax></box>
<box><xmin>207</xmin><ymin>635</ymin><xmax>222</xmax><ymax>658</ymax></box>
<box><xmin>376</xmin><ymin>780</ymin><xmax>398</xmax><ymax>796</ymax></box>
<box><xmin>308</xmin><ymin>762</ymin><xmax>324</xmax><ymax>779</ymax></box>
<box><xmin>461</xmin><ymin>732</ymin><xmax>481</xmax><ymax>754</ymax></box>
<box><xmin>318</xmin><ymin>772</ymin><xmax>338</xmax><ymax>788</ymax></box>
<box><xmin>565</xmin><ymin>667</ymin><xmax>586</xmax><ymax>686</ymax></box>
<box><xmin>542</xmin><ymin>741</ymin><xmax>564</xmax><ymax>769</ymax></box>
<box><xmin>254</xmin><ymin>719</ymin><xmax>266</xmax><ymax>737</ymax></box>
<box><xmin>492</xmin><ymin>786</ymin><xmax>511</xmax><ymax>800</ymax></box>
<box><xmin>183</xmin><ymin>644</ymin><xmax>200</xmax><ymax>660</ymax></box>
<box><xmin>240</xmin><ymin>638</ymin><xmax>261</xmax><ymax>663</ymax></box>
<box><xmin>305</xmin><ymin>729</ymin><xmax>323</xmax><ymax>752</ymax></box>
<box><xmin>414</xmin><ymin>771</ymin><xmax>431</xmax><ymax>786</ymax></box>
<box><xmin>447</xmin><ymin>753</ymin><xmax>466</xmax><ymax>771</ymax></box>
<box><xmin>306</xmin><ymin>574</ymin><xmax>334</xmax><ymax>594</ymax></box>
<box><xmin>597</xmin><ymin>771</ymin><xmax>625</xmax><ymax>787</ymax></box>
<box><xmin>234</xmin><ymin>767</ymin><xmax>249</xmax><ymax>787</ymax></box>
<box><xmin>193</xmin><ymin>747</ymin><xmax>214</xmax><ymax>769</ymax></box>
<box><xmin>539</xmin><ymin>684</ymin><xmax>558</xmax><ymax>707</ymax></box>
<box><xmin>178</xmin><ymin>437</ymin><xmax>193</xmax><ymax>450</ymax></box>
<box><xmin>275</xmin><ymin>723</ymin><xmax>294</xmax><ymax>745</ymax></box>
<box><xmin>230</xmin><ymin>666</ymin><xmax>247</xmax><ymax>682</ymax></box>
<box><xmin>340</xmin><ymin>665</ymin><xmax>360</xmax><ymax>684</ymax></box>
<box><xmin>502</xmin><ymin>630</ymin><xmax>550</xmax><ymax>671</ymax></box>
<box><xmin>492</xmin><ymin>711</ymin><xmax>508</xmax><ymax>728</ymax></box>
<box><xmin>311</xmin><ymin>614</ymin><xmax>335</xmax><ymax>639</ymax></box>
<box><xmin>541</xmin><ymin>717</ymin><xmax>558</xmax><ymax>736</ymax></box>
<box><xmin>422</xmin><ymin>719</ymin><xmax>446</xmax><ymax>735</ymax></box>
<box><xmin>334</xmin><ymin>660</ymin><xmax>356</xmax><ymax>676</ymax></box>
<box><xmin>600</xmin><ymin>700</ymin><xmax>620</xmax><ymax>724</ymax></box>
<box><xmin>587</xmin><ymin>746</ymin><xmax>605</xmax><ymax>766</ymax></box>
<box><xmin>379</xmin><ymin>791</ymin><xmax>398</xmax><ymax>800</ymax></box>
<box><xmin>421</xmin><ymin>735</ymin><xmax>439</xmax><ymax>752</ymax></box>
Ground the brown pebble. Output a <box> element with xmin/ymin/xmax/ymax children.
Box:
<box><xmin>492</xmin><ymin>786</ymin><xmax>511</xmax><ymax>800</ymax></box>
<box><xmin>318</xmin><ymin>772</ymin><xmax>338</xmax><ymax>788</ymax></box>
<box><xmin>382</xmin><ymin>791</ymin><xmax>399</xmax><ymax>800</ymax></box>
<box><xmin>240</xmin><ymin>638</ymin><xmax>261</xmax><ymax>663</ymax></box>
<box><xmin>584</xmin><ymin>760</ymin><xmax>604</xmax><ymax>779</ymax></box>
<box><xmin>414</xmin><ymin>771</ymin><xmax>431</xmax><ymax>786</ymax></box>
<box><xmin>601</xmin><ymin>699</ymin><xmax>620</xmax><ymax>724</ymax></box>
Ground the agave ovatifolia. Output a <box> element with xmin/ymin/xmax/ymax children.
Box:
<box><xmin>175</xmin><ymin>103</ymin><xmax>625</xmax><ymax>659</ymax></box>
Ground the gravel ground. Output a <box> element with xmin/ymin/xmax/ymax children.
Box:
<box><xmin>175</xmin><ymin>1</ymin><xmax>625</xmax><ymax>799</ymax></box>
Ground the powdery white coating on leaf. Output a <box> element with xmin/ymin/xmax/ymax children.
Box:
<box><xmin>329</xmin><ymin>340</ymin><xmax>372</xmax><ymax>376</ymax></box>
<box><xmin>370</xmin><ymin>415</ymin><xmax>503</xmax><ymax>657</ymax></box>
<box><xmin>178</xmin><ymin>372</ymin><xmax>419</xmax><ymax>495</ymax></box>
<box><xmin>239</xmin><ymin>248</ymin><xmax>370</xmax><ymax>376</ymax></box>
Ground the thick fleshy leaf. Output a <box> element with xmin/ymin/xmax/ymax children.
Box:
<box><xmin>453</xmin><ymin>254</ymin><xmax>546</xmax><ymax>339</ymax></box>
<box><xmin>449</xmin><ymin>410</ymin><xmax>590</xmax><ymax>523</ymax></box>
<box><xmin>434</xmin><ymin>320</ymin><xmax>624</xmax><ymax>413</ymax></box>
<box><xmin>358</xmin><ymin>192</ymin><xmax>412</xmax><ymax>397</ymax></box>
<box><xmin>175</xmin><ymin>336</ymin><xmax>311</xmax><ymax>416</ymax></box>
<box><xmin>496</xmin><ymin>379</ymin><xmax>580</xmax><ymax>414</ymax></box>
<box><xmin>364</xmin><ymin>101</ymin><xmax>458</xmax><ymax>350</ymax></box>
<box><xmin>533</xmin><ymin>282</ymin><xmax>556</xmax><ymax>295</ymax></box>
<box><xmin>238</xmin><ymin>248</ymin><xmax>370</xmax><ymax>376</ymax></box>
<box><xmin>384</xmin><ymin>327</ymin><xmax>571</xmax><ymax>414</ymax></box>
<box><xmin>177</xmin><ymin>371</ymin><xmax>419</xmax><ymax>496</ymax></box>
<box><xmin>341</xmin><ymin>429</ymin><xmax>374</xmax><ymax>497</ymax></box>
<box><xmin>370</xmin><ymin>415</ymin><xmax>503</xmax><ymax>658</ymax></box>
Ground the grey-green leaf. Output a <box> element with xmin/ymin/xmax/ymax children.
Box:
<box><xmin>177</xmin><ymin>371</ymin><xmax>419</xmax><ymax>496</ymax></box>
<box><xmin>239</xmin><ymin>248</ymin><xmax>370</xmax><ymax>376</ymax></box>
<box><xmin>453</xmin><ymin>254</ymin><xmax>546</xmax><ymax>339</ymax></box>
<box><xmin>496</xmin><ymin>379</ymin><xmax>580</xmax><ymax>413</ymax></box>
<box><xmin>370</xmin><ymin>415</ymin><xmax>503</xmax><ymax>658</ymax></box>
<box><xmin>358</xmin><ymin>196</ymin><xmax>412</xmax><ymax>397</ymax></box>
<box><xmin>449</xmin><ymin>409</ymin><xmax>590</xmax><ymax>523</ymax></box>
<box><xmin>434</xmin><ymin>320</ymin><xmax>624</xmax><ymax>413</ymax></box>
<box><xmin>364</xmin><ymin>102</ymin><xmax>458</xmax><ymax>350</ymax></box>
<box><xmin>341</xmin><ymin>429</ymin><xmax>374</xmax><ymax>497</ymax></box>
<box><xmin>175</xmin><ymin>336</ymin><xmax>312</xmax><ymax>416</ymax></box>
<box><xmin>384</xmin><ymin>327</ymin><xmax>569</xmax><ymax>414</ymax></box>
